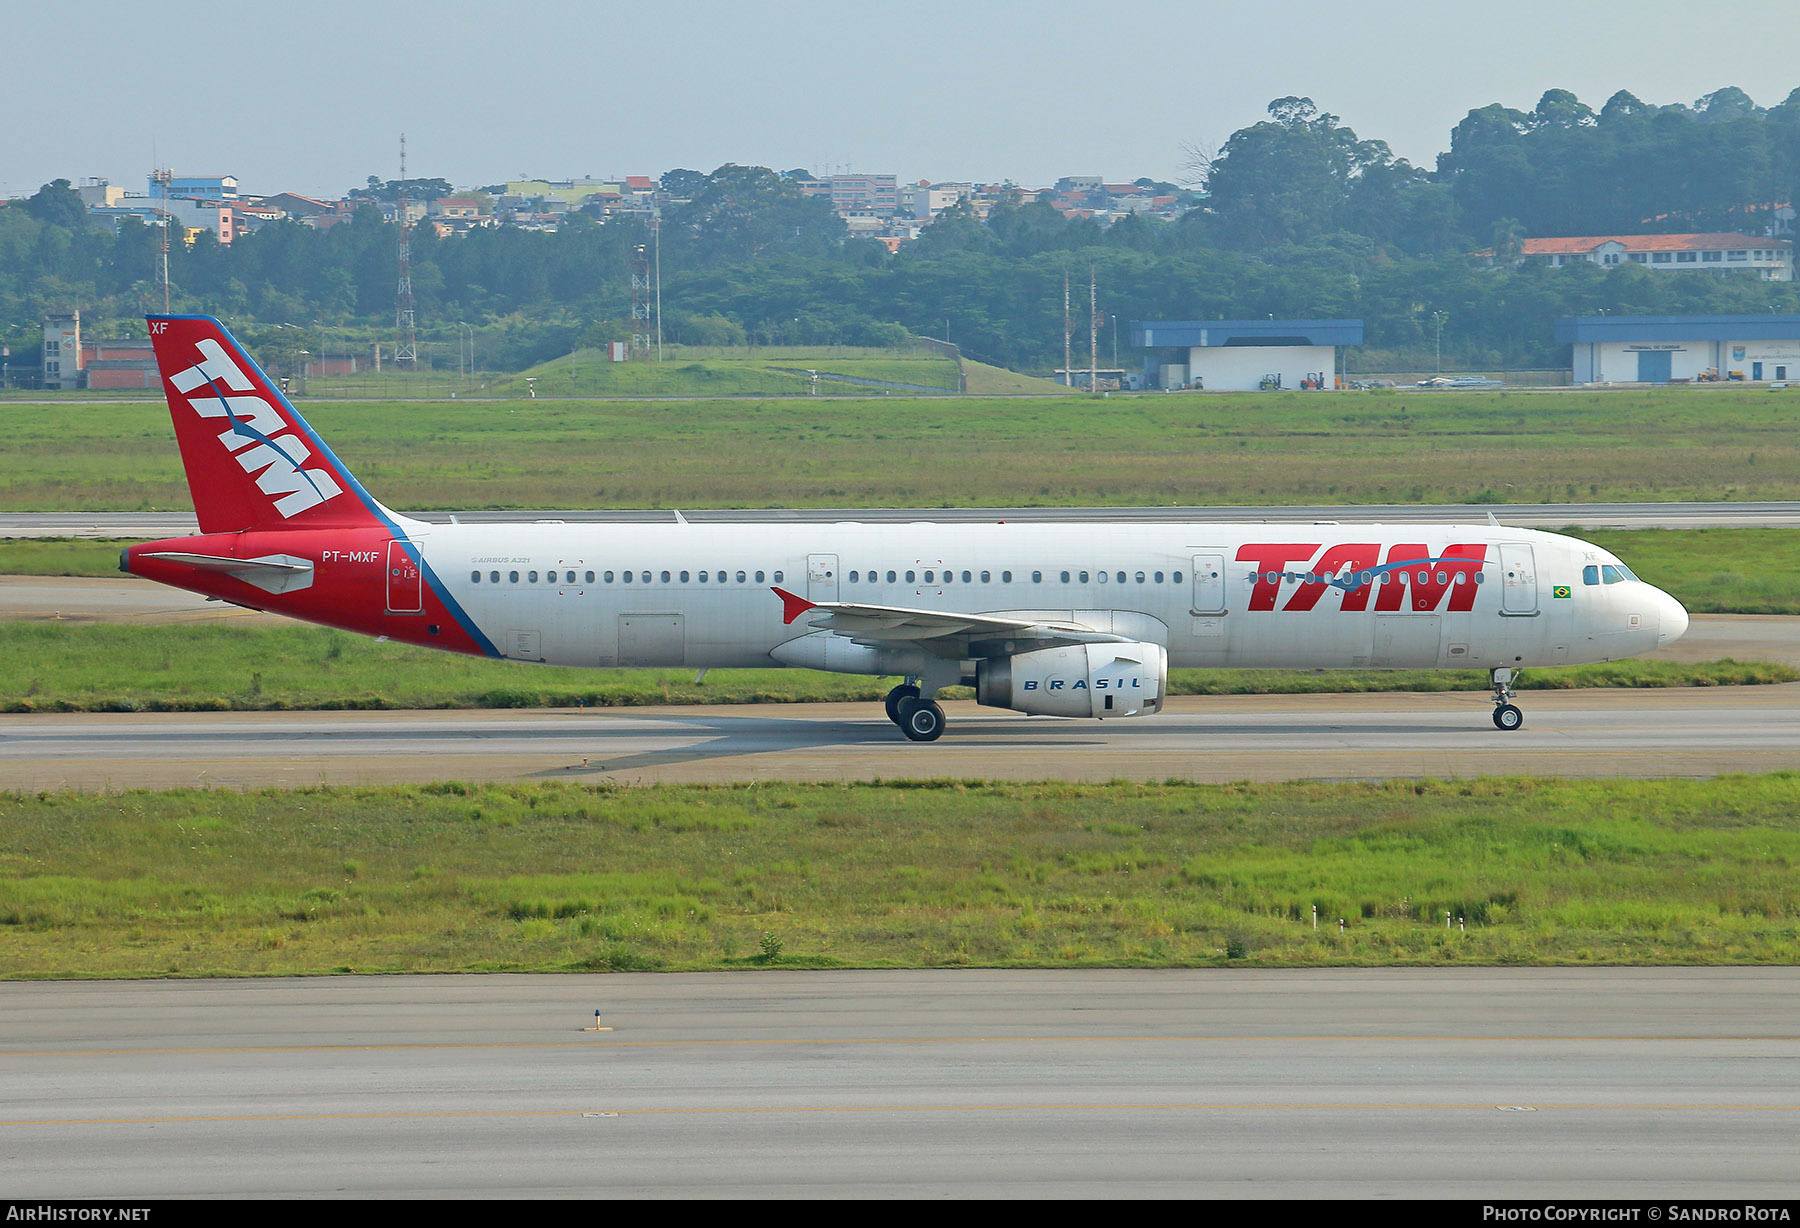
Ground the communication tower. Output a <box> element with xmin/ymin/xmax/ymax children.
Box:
<box><xmin>1063</xmin><ymin>270</ymin><xmax>1072</xmax><ymax>388</ymax></box>
<box><xmin>631</xmin><ymin>243</ymin><xmax>653</xmax><ymax>357</ymax></box>
<box><xmin>150</xmin><ymin>167</ymin><xmax>173</xmax><ymax>312</ymax></box>
<box><xmin>395</xmin><ymin>134</ymin><xmax>418</xmax><ymax>369</ymax></box>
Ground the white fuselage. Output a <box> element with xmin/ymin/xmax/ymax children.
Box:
<box><xmin>409</xmin><ymin>518</ymin><xmax>1687</xmax><ymax>676</ymax></box>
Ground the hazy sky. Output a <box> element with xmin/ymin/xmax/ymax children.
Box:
<box><xmin>8</xmin><ymin>0</ymin><xmax>1799</xmax><ymax>200</ymax></box>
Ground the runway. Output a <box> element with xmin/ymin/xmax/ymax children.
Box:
<box><xmin>7</xmin><ymin>499</ymin><xmax>1800</xmax><ymax>537</ymax></box>
<box><xmin>5</xmin><ymin>684</ymin><xmax>1799</xmax><ymax>789</ymax></box>
<box><xmin>4</xmin><ymin>969</ymin><xmax>1797</xmax><ymax>1197</ymax></box>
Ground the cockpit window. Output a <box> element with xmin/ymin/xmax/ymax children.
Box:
<box><xmin>1583</xmin><ymin>565</ymin><xmax>1599</xmax><ymax>586</ymax></box>
<box><xmin>1601</xmin><ymin>564</ymin><xmax>1627</xmax><ymax>584</ymax></box>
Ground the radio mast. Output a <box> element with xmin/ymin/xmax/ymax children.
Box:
<box><xmin>150</xmin><ymin>166</ymin><xmax>173</xmax><ymax>313</ymax></box>
<box><xmin>395</xmin><ymin>134</ymin><xmax>417</xmax><ymax>369</ymax></box>
<box><xmin>1089</xmin><ymin>265</ymin><xmax>1098</xmax><ymax>393</ymax></box>
<box><xmin>1063</xmin><ymin>270</ymin><xmax>1072</xmax><ymax>388</ymax></box>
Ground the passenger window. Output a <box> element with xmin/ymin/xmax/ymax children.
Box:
<box><xmin>490</xmin><ymin>571</ymin><xmax>500</xmax><ymax>584</ymax></box>
<box><xmin>699</xmin><ymin>571</ymin><xmax>707</xmax><ymax>583</ymax></box>
<box><xmin>1454</xmin><ymin>572</ymin><xmax>1466</xmax><ymax>584</ymax></box>
<box><xmin>587</xmin><ymin>572</ymin><xmax>596</xmax><ymax>583</ymax></box>
<box><xmin>471</xmin><ymin>571</ymin><xmax>480</xmax><ymax>583</ymax></box>
<box><xmin>1030</xmin><ymin>571</ymin><xmax>1039</xmax><ymax>583</ymax></box>
<box><xmin>1583</xmin><ymin>565</ymin><xmax>1600</xmax><ymax>586</ymax></box>
<box><xmin>565</xmin><ymin>571</ymin><xmax>575</xmax><ymax>583</ymax></box>
<box><xmin>604</xmin><ymin>571</ymin><xmax>614</xmax><ymax>582</ymax></box>
<box><xmin>1117</xmin><ymin>571</ymin><xmax>1126</xmax><ymax>584</ymax></box>
<box><xmin>980</xmin><ymin>570</ymin><xmax>990</xmax><ymax>583</ymax></box>
<box><xmin>1172</xmin><ymin>572</ymin><xmax>1182</xmax><ymax>584</ymax></box>
<box><xmin>509</xmin><ymin>571</ymin><xmax>519</xmax><ymax>583</ymax></box>
<box><xmin>735</xmin><ymin>571</ymin><xmax>746</xmax><ymax>583</ymax></box>
<box><xmin>717</xmin><ymin>571</ymin><xmax>727</xmax><ymax>583</ymax></box>
<box><xmin>962</xmin><ymin>570</ymin><xmax>972</xmax><ymax>583</ymax></box>
<box><xmin>755</xmin><ymin>570</ymin><xmax>765</xmax><ymax>583</ymax></box>
<box><xmin>640</xmin><ymin>572</ymin><xmax>648</xmax><ymax>584</ymax></box>
<box><xmin>925</xmin><ymin>570</ymin><xmax>935</xmax><ymax>583</ymax></box>
<box><xmin>1135</xmin><ymin>571</ymin><xmax>1145</xmax><ymax>583</ymax></box>
<box><xmin>1098</xmin><ymin>570</ymin><xmax>1108</xmax><ymax>583</ymax></box>
<box><xmin>886</xmin><ymin>570</ymin><xmax>896</xmax><ymax>583</ymax></box>
<box><xmin>528</xmin><ymin>570</ymin><xmax>539</xmax><ymax>583</ymax></box>
<box><xmin>622</xmin><ymin>571</ymin><xmax>632</xmax><ymax>583</ymax></box>
<box><xmin>906</xmin><ymin>570</ymin><xmax>916</xmax><ymax>583</ymax></box>
<box><xmin>661</xmin><ymin>571</ymin><xmax>670</xmax><ymax>583</ymax></box>
<box><xmin>849</xmin><ymin>571</ymin><xmax>859</xmax><ymax>583</ymax></box>
<box><xmin>1060</xmin><ymin>571</ymin><xmax>1069</xmax><ymax>582</ymax></box>
<box><xmin>680</xmin><ymin>570</ymin><xmax>690</xmax><ymax>582</ymax></box>
<box><xmin>1154</xmin><ymin>571</ymin><xmax>1164</xmax><ymax>583</ymax></box>
<box><xmin>774</xmin><ymin>571</ymin><xmax>783</xmax><ymax>583</ymax></box>
<box><xmin>1080</xmin><ymin>571</ymin><xmax>1090</xmax><ymax>583</ymax></box>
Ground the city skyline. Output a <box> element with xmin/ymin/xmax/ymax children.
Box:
<box><xmin>8</xmin><ymin>0</ymin><xmax>1800</xmax><ymax>201</ymax></box>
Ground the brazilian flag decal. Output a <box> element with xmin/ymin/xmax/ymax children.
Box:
<box><xmin>1552</xmin><ymin>585</ymin><xmax>1572</xmax><ymax>599</ymax></box>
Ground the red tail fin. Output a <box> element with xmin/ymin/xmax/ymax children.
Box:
<box><xmin>147</xmin><ymin>315</ymin><xmax>383</xmax><ymax>533</ymax></box>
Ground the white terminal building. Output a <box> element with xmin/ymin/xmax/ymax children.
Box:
<box><xmin>1556</xmin><ymin>314</ymin><xmax>1800</xmax><ymax>384</ymax></box>
<box><xmin>1131</xmin><ymin>319</ymin><xmax>1363</xmax><ymax>391</ymax></box>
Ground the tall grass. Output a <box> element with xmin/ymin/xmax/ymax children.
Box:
<box><xmin>6</xmin><ymin>386</ymin><xmax>1800</xmax><ymax>512</ymax></box>
<box><xmin>3</xmin><ymin>776</ymin><xmax>1797</xmax><ymax>977</ymax></box>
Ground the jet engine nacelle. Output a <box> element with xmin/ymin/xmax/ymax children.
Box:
<box><xmin>976</xmin><ymin>641</ymin><xmax>1167</xmax><ymax>719</ymax></box>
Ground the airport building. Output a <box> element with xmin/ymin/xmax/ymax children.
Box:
<box><xmin>1131</xmin><ymin>319</ymin><xmax>1363</xmax><ymax>391</ymax></box>
<box><xmin>1555</xmin><ymin>314</ymin><xmax>1800</xmax><ymax>384</ymax></box>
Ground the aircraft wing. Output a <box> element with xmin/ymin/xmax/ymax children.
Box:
<box><xmin>771</xmin><ymin>586</ymin><xmax>1128</xmax><ymax>657</ymax></box>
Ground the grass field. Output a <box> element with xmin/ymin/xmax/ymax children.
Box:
<box><xmin>488</xmin><ymin>344</ymin><xmax>964</xmax><ymax>398</ymax></box>
<box><xmin>0</xmin><ymin>622</ymin><xmax>1786</xmax><ymax>713</ymax></box>
<box><xmin>3</xmin><ymin>775</ymin><xmax>1798</xmax><ymax>978</ymax></box>
<box><xmin>5</xmin><ymin>386</ymin><xmax>1800</xmax><ymax>512</ymax></box>
<box><xmin>8</xmin><ymin>527</ymin><xmax>1799</xmax><ymax>614</ymax></box>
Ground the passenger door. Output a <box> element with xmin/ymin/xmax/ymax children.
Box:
<box><xmin>385</xmin><ymin>540</ymin><xmax>422</xmax><ymax>614</ymax></box>
<box><xmin>1498</xmin><ymin>543</ymin><xmax>1538</xmax><ymax>615</ymax></box>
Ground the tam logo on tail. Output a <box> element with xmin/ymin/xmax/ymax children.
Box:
<box><xmin>148</xmin><ymin>316</ymin><xmax>375</xmax><ymax>532</ymax></box>
<box><xmin>166</xmin><ymin>336</ymin><xmax>343</xmax><ymax>518</ymax></box>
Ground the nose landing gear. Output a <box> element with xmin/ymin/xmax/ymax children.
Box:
<box><xmin>1490</xmin><ymin>667</ymin><xmax>1523</xmax><ymax>730</ymax></box>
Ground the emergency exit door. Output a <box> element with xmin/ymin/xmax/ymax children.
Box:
<box><xmin>386</xmin><ymin>540</ymin><xmax>423</xmax><ymax>613</ymax></box>
<box><xmin>807</xmin><ymin>553</ymin><xmax>839</xmax><ymax>602</ymax></box>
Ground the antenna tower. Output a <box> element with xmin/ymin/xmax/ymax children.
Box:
<box><xmin>395</xmin><ymin>134</ymin><xmax>418</xmax><ymax>369</ymax></box>
<box><xmin>1089</xmin><ymin>265</ymin><xmax>1098</xmax><ymax>392</ymax></box>
<box><xmin>1063</xmin><ymin>270</ymin><xmax>1072</xmax><ymax>388</ymax></box>
<box><xmin>630</xmin><ymin>243</ymin><xmax>652</xmax><ymax>357</ymax></box>
<box><xmin>150</xmin><ymin>167</ymin><xmax>173</xmax><ymax>312</ymax></box>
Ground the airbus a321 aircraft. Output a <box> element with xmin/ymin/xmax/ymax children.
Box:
<box><xmin>124</xmin><ymin>315</ymin><xmax>1689</xmax><ymax>741</ymax></box>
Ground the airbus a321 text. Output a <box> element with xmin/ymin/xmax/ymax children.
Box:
<box><xmin>125</xmin><ymin>315</ymin><xmax>1689</xmax><ymax>741</ymax></box>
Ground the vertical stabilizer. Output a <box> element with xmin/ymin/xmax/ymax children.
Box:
<box><xmin>147</xmin><ymin>315</ymin><xmax>385</xmax><ymax>533</ymax></box>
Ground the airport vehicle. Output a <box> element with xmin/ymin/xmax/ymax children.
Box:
<box><xmin>123</xmin><ymin>315</ymin><xmax>1689</xmax><ymax>741</ymax></box>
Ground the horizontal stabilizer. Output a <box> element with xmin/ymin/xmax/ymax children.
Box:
<box><xmin>141</xmin><ymin>551</ymin><xmax>316</xmax><ymax>595</ymax></box>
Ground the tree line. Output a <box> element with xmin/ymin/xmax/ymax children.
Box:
<box><xmin>6</xmin><ymin>86</ymin><xmax>1800</xmax><ymax>375</ymax></box>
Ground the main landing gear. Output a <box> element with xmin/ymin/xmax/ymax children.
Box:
<box><xmin>1490</xmin><ymin>667</ymin><xmax>1523</xmax><ymax>731</ymax></box>
<box><xmin>884</xmin><ymin>681</ymin><xmax>945</xmax><ymax>742</ymax></box>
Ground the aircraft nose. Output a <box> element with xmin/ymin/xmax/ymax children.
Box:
<box><xmin>1656</xmin><ymin>589</ymin><xmax>1689</xmax><ymax>646</ymax></box>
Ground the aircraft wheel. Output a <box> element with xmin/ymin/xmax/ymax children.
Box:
<box><xmin>897</xmin><ymin>697</ymin><xmax>945</xmax><ymax>742</ymax></box>
<box><xmin>884</xmin><ymin>683</ymin><xmax>920</xmax><ymax>726</ymax></box>
<box><xmin>1493</xmin><ymin>703</ymin><xmax>1523</xmax><ymax>731</ymax></box>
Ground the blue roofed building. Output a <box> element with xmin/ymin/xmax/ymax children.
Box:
<box><xmin>1554</xmin><ymin>315</ymin><xmax>1800</xmax><ymax>384</ymax></box>
<box><xmin>1131</xmin><ymin>319</ymin><xmax>1363</xmax><ymax>391</ymax></box>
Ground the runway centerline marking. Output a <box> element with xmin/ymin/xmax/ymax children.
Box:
<box><xmin>9</xmin><ymin>1102</ymin><xmax>1800</xmax><ymax>1128</ymax></box>
<box><xmin>7</xmin><ymin>1033</ymin><xmax>1798</xmax><ymax>1059</ymax></box>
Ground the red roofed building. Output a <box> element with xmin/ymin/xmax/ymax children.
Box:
<box><xmin>1517</xmin><ymin>233</ymin><xmax>1791</xmax><ymax>281</ymax></box>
